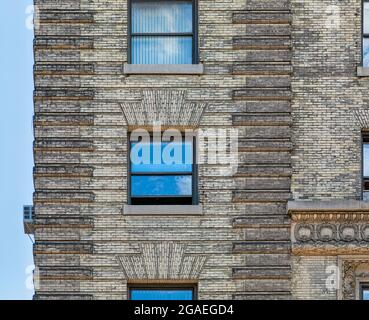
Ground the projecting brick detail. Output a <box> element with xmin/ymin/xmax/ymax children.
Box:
<box><xmin>34</xmin><ymin>191</ymin><xmax>95</xmax><ymax>204</ymax></box>
<box><xmin>117</xmin><ymin>243</ymin><xmax>207</xmax><ymax>280</ymax></box>
<box><xmin>34</xmin><ymin>37</ymin><xmax>94</xmax><ymax>49</ymax></box>
<box><xmin>34</xmin><ymin>294</ymin><xmax>93</xmax><ymax>300</ymax></box>
<box><xmin>121</xmin><ymin>90</ymin><xmax>207</xmax><ymax>127</ymax></box>
<box><xmin>38</xmin><ymin>10</ymin><xmax>95</xmax><ymax>24</ymax></box>
<box><xmin>34</xmin><ymin>165</ymin><xmax>94</xmax><ymax>178</ymax></box>
<box><xmin>34</xmin><ymin>242</ymin><xmax>93</xmax><ymax>255</ymax></box>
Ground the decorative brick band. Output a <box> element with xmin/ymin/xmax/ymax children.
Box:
<box><xmin>38</xmin><ymin>267</ymin><xmax>93</xmax><ymax>280</ymax></box>
<box><xmin>34</xmin><ymin>36</ymin><xmax>94</xmax><ymax>50</ymax></box>
<box><xmin>233</xmin><ymin>241</ymin><xmax>291</xmax><ymax>254</ymax></box>
<box><xmin>34</xmin><ymin>114</ymin><xmax>94</xmax><ymax>126</ymax></box>
<box><xmin>34</xmin><ymin>191</ymin><xmax>95</xmax><ymax>204</ymax></box>
<box><xmin>35</xmin><ymin>215</ymin><xmax>93</xmax><ymax>229</ymax></box>
<box><xmin>233</xmin><ymin>11</ymin><xmax>291</xmax><ymax>25</ymax></box>
<box><xmin>38</xmin><ymin>10</ymin><xmax>94</xmax><ymax>24</ymax></box>
<box><xmin>34</xmin><ymin>63</ymin><xmax>95</xmax><ymax>75</ymax></box>
<box><xmin>34</xmin><ymin>294</ymin><xmax>94</xmax><ymax>300</ymax></box>
<box><xmin>34</xmin><ymin>139</ymin><xmax>94</xmax><ymax>152</ymax></box>
<box><xmin>34</xmin><ymin>241</ymin><xmax>93</xmax><ymax>255</ymax></box>
<box><xmin>233</xmin><ymin>266</ymin><xmax>291</xmax><ymax>280</ymax></box>
<box><xmin>34</xmin><ymin>165</ymin><xmax>94</xmax><ymax>178</ymax></box>
<box><xmin>34</xmin><ymin>89</ymin><xmax>94</xmax><ymax>101</ymax></box>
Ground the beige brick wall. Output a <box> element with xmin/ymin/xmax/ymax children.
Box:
<box><xmin>292</xmin><ymin>256</ymin><xmax>338</xmax><ymax>300</ymax></box>
<box><xmin>291</xmin><ymin>0</ymin><xmax>366</xmax><ymax>200</ymax></box>
<box><xmin>33</xmin><ymin>0</ymin><xmax>294</xmax><ymax>300</ymax></box>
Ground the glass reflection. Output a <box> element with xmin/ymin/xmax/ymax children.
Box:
<box><xmin>131</xmin><ymin>141</ymin><xmax>193</xmax><ymax>173</ymax></box>
<box><xmin>364</xmin><ymin>143</ymin><xmax>369</xmax><ymax>177</ymax></box>
<box><xmin>131</xmin><ymin>0</ymin><xmax>193</xmax><ymax>64</ymax></box>
<box><xmin>131</xmin><ymin>289</ymin><xmax>193</xmax><ymax>300</ymax></box>
<box><xmin>132</xmin><ymin>1</ymin><xmax>193</xmax><ymax>33</ymax></box>
<box><xmin>131</xmin><ymin>175</ymin><xmax>192</xmax><ymax>196</ymax></box>
<box><xmin>132</xmin><ymin>36</ymin><xmax>192</xmax><ymax>64</ymax></box>
<box><xmin>364</xmin><ymin>3</ymin><xmax>369</xmax><ymax>34</ymax></box>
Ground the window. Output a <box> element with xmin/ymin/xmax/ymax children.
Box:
<box><xmin>129</xmin><ymin>0</ymin><xmax>197</xmax><ymax>64</ymax></box>
<box><xmin>129</xmin><ymin>285</ymin><xmax>195</xmax><ymax>300</ymax></box>
<box><xmin>363</xmin><ymin>1</ymin><xmax>369</xmax><ymax>67</ymax></box>
<box><xmin>363</xmin><ymin>134</ymin><xmax>369</xmax><ymax>200</ymax></box>
<box><xmin>360</xmin><ymin>284</ymin><xmax>369</xmax><ymax>300</ymax></box>
<box><xmin>129</xmin><ymin>133</ymin><xmax>197</xmax><ymax>205</ymax></box>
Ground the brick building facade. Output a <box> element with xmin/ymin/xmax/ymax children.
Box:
<box><xmin>28</xmin><ymin>0</ymin><xmax>369</xmax><ymax>300</ymax></box>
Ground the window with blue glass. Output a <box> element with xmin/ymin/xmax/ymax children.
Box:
<box><xmin>363</xmin><ymin>134</ymin><xmax>369</xmax><ymax>200</ymax></box>
<box><xmin>363</xmin><ymin>1</ymin><xmax>369</xmax><ymax>67</ymax></box>
<box><xmin>129</xmin><ymin>134</ymin><xmax>197</xmax><ymax>205</ymax></box>
<box><xmin>360</xmin><ymin>284</ymin><xmax>369</xmax><ymax>300</ymax></box>
<box><xmin>129</xmin><ymin>0</ymin><xmax>197</xmax><ymax>64</ymax></box>
<box><xmin>130</xmin><ymin>287</ymin><xmax>195</xmax><ymax>300</ymax></box>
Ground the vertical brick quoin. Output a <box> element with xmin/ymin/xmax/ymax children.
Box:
<box><xmin>231</xmin><ymin>0</ymin><xmax>292</xmax><ymax>300</ymax></box>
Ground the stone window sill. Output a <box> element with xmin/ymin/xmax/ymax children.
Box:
<box><xmin>123</xmin><ymin>204</ymin><xmax>203</xmax><ymax>216</ymax></box>
<box><xmin>357</xmin><ymin>67</ymin><xmax>369</xmax><ymax>77</ymax></box>
<box><xmin>123</xmin><ymin>64</ymin><xmax>204</xmax><ymax>75</ymax></box>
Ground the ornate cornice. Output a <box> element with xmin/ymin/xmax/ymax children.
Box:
<box><xmin>292</xmin><ymin>246</ymin><xmax>369</xmax><ymax>256</ymax></box>
<box><xmin>288</xmin><ymin>200</ymin><xmax>369</xmax><ymax>222</ymax></box>
<box><xmin>291</xmin><ymin>212</ymin><xmax>369</xmax><ymax>222</ymax></box>
<box><xmin>290</xmin><ymin>201</ymin><xmax>369</xmax><ymax>255</ymax></box>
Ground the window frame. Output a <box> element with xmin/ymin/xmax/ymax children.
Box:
<box><xmin>127</xmin><ymin>0</ymin><xmax>199</xmax><ymax>65</ymax></box>
<box><xmin>362</xmin><ymin>133</ymin><xmax>369</xmax><ymax>199</ymax></box>
<box><xmin>128</xmin><ymin>284</ymin><xmax>197</xmax><ymax>300</ymax></box>
<box><xmin>363</xmin><ymin>1</ymin><xmax>369</xmax><ymax>67</ymax></box>
<box><xmin>360</xmin><ymin>283</ymin><xmax>369</xmax><ymax>300</ymax></box>
<box><xmin>127</xmin><ymin>132</ymin><xmax>199</xmax><ymax>206</ymax></box>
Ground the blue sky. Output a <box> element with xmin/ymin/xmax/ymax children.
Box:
<box><xmin>0</xmin><ymin>0</ymin><xmax>35</xmax><ymax>300</ymax></box>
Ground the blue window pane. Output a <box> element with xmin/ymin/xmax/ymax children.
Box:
<box><xmin>132</xmin><ymin>36</ymin><xmax>193</xmax><ymax>64</ymax></box>
<box><xmin>364</xmin><ymin>38</ymin><xmax>369</xmax><ymax>68</ymax></box>
<box><xmin>364</xmin><ymin>144</ymin><xmax>369</xmax><ymax>176</ymax></box>
<box><xmin>364</xmin><ymin>3</ymin><xmax>369</xmax><ymax>34</ymax></box>
<box><xmin>131</xmin><ymin>175</ymin><xmax>192</xmax><ymax>197</ymax></box>
<box><xmin>131</xmin><ymin>289</ymin><xmax>193</xmax><ymax>300</ymax></box>
<box><xmin>131</xmin><ymin>141</ymin><xmax>193</xmax><ymax>173</ymax></box>
<box><xmin>363</xmin><ymin>290</ymin><xmax>369</xmax><ymax>300</ymax></box>
<box><xmin>132</xmin><ymin>1</ymin><xmax>193</xmax><ymax>33</ymax></box>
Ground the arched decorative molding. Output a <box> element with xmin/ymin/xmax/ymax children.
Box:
<box><xmin>120</xmin><ymin>90</ymin><xmax>207</xmax><ymax>128</ymax></box>
<box><xmin>339</xmin><ymin>257</ymin><xmax>369</xmax><ymax>300</ymax></box>
<box><xmin>117</xmin><ymin>242</ymin><xmax>207</xmax><ymax>280</ymax></box>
